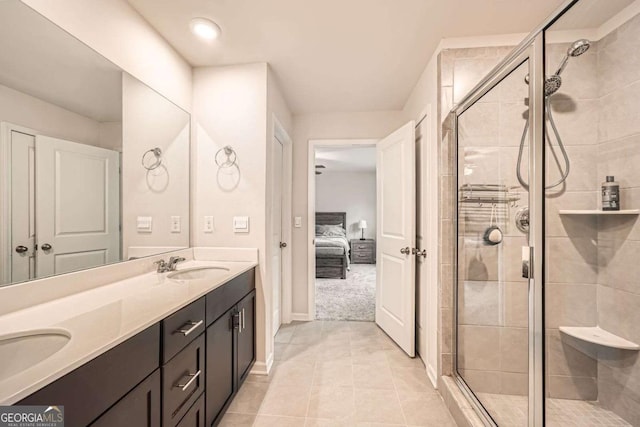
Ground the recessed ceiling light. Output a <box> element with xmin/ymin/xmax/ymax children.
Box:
<box><xmin>189</xmin><ymin>17</ymin><xmax>221</xmax><ymax>41</ymax></box>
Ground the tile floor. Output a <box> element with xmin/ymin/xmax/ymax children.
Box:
<box><xmin>478</xmin><ymin>393</ymin><xmax>631</xmax><ymax>426</ymax></box>
<box><xmin>218</xmin><ymin>320</ymin><xmax>456</xmax><ymax>427</ymax></box>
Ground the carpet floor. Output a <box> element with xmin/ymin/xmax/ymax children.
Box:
<box><xmin>315</xmin><ymin>264</ymin><xmax>376</xmax><ymax>321</ymax></box>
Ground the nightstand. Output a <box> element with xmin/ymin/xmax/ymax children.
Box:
<box><xmin>350</xmin><ymin>239</ymin><xmax>376</xmax><ymax>264</ymax></box>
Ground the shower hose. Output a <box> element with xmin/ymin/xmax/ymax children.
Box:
<box><xmin>516</xmin><ymin>96</ymin><xmax>571</xmax><ymax>190</ymax></box>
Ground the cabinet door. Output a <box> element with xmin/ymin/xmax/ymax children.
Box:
<box><xmin>237</xmin><ymin>290</ymin><xmax>256</xmax><ymax>384</ymax></box>
<box><xmin>205</xmin><ymin>308</ymin><xmax>235</xmax><ymax>427</ymax></box>
<box><xmin>91</xmin><ymin>370</ymin><xmax>161</xmax><ymax>427</ymax></box>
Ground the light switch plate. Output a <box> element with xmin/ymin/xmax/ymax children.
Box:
<box><xmin>137</xmin><ymin>216</ymin><xmax>152</xmax><ymax>233</ymax></box>
<box><xmin>233</xmin><ymin>216</ymin><xmax>249</xmax><ymax>233</ymax></box>
<box><xmin>204</xmin><ymin>216</ymin><xmax>214</xmax><ymax>233</ymax></box>
<box><xmin>294</xmin><ymin>216</ymin><xmax>302</xmax><ymax>228</ymax></box>
<box><xmin>171</xmin><ymin>216</ymin><xmax>181</xmax><ymax>233</ymax></box>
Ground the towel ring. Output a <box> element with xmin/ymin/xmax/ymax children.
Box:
<box><xmin>215</xmin><ymin>146</ymin><xmax>237</xmax><ymax>168</ymax></box>
<box><xmin>142</xmin><ymin>147</ymin><xmax>163</xmax><ymax>170</ymax></box>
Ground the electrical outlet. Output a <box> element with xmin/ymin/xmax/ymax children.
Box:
<box><xmin>171</xmin><ymin>216</ymin><xmax>181</xmax><ymax>233</ymax></box>
<box><xmin>204</xmin><ymin>216</ymin><xmax>214</xmax><ymax>233</ymax></box>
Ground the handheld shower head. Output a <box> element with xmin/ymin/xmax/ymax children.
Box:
<box><xmin>567</xmin><ymin>39</ymin><xmax>591</xmax><ymax>57</ymax></box>
<box><xmin>555</xmin><ymin>39</ymin><xmax>591</xmax><ymax>75</ymax></box>
<box><xmin>523</xmin><ymin>73</ymin><xmax>562</xmax><ymax>96</ymax></box>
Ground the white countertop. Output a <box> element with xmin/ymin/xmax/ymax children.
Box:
<box><xmin>0</xmin><ymin>256</ymin><xmax>257</xmax><ymax>404</ymax></box>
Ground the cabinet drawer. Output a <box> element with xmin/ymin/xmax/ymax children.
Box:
<box><xmin>162</xmin><ymin>297</ymin><xmax>206</xmax><ymax>363</ymax></box>
<box><xmin>353</xmin><ymin>243</ymin><xmax>374</xmax><ymax>251</ymax></box>
<box><xmin>352</xmin><ymin>250</ymin><xmax>373</xmax><ymax>258</ymax></box>
<box><xmin>162</xmin><ymin>334</ymin><xmax>205</xmax><ymax>427</ymax></box>
<box><xmin>206</xmin><ymin>269</ymin><xmax>255</xmax><ymax>326</ymax></box>
<box><xmin>176</xmin><ymin>394</ymin><xmax>205</xmax><ymax>427</ymax></box>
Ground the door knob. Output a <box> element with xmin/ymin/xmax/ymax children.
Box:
<box><xmin>400</xmin><ymin>247</ymin><xmax>411</xmax><ymax>255</ymax></box>
<box><xmin>279</xmin><ymin>242</ymin><xmax>287</xmax><ymax>248</ymax></box>
<box><xmin>15</xmin><ymin>245</ymin><xmax>28</xmax><ymax>254</ymax></box>
<box><xmin>41</xmin><ymin>243</ymin><xmax>52</xmax><ymax>251</ymax></box>
<box><xmin>413</xmin><ymin>248</ymin><xmax>427</xmax><ymax>258</ymax></box>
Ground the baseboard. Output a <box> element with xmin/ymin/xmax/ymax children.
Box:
<box><xmin>291</xmin><ymin>312</ymin><xmax>313</xmax><ymax>321</ymax></box>
<box><xmin>427</xmin><ymin>364</ymin><xmax>438</xmax><ymax>388</ymax></box>
<box><xmin>250</xmin><ymin>352</ymin><xmax>274</xmax><ymax>376</ymax></box>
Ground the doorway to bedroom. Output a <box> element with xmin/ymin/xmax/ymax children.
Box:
<box><xmin>313</xmin><ymin>143</ymin><xmax>377</xmax><ymax>322</ymax></box>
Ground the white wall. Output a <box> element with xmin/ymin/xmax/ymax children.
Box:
<box><xmin>193</xmin><ymin>63</ymin><xmax>293</xmax><ymax>372</ymax></box>
<box><xmin>291</xmin><ymin>111</ymin><xmax>405</xmax><ymax>316</ymax></box>
<box><xmin>0</xmin><ymin>83</ymin><xmax>111</xmax><ymax>148</ymax></box>
<box><xmin>315</xmin><ymin>171</ymin><xmax>376</xmax><ymax>240</ymax></box>
<box><xmin>21</xmin><ymin>0</ymin><xmax>192</xmax><ymax>112</ymax></box>
<box><xmin>122</xmin><ymin>74</ymin><xmax>190</xmax><ymax>258</ymax></box>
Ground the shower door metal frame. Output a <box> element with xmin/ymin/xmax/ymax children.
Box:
<box><xmin>451</xmin><ymin>34</ymin><xmax>546</xmax><ymax>427</ymax></box>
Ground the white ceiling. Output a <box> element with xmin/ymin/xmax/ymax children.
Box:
<box><xmin>316</xmin><ymin>146</ymin><xmax>376</xmax><ymax>172</ymax></box>
<box><xmin>126</xmin><ymin>0</ymin><xmax>567</xmax><ymax>114</ymax></box>
<box><xmin>0</xmin><ymin>0</ymin><xmax>122</xmax><ymax>122</ymax></box>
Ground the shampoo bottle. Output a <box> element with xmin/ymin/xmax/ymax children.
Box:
<box><xmin>602</xmin><ymin>176</ymin><xmax>620</xmax><ymax>211</ymax></box>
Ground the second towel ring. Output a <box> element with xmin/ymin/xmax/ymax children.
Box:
<box><xmin>142</xmin><ymin>147</ymin><xmax>163</xmax><ymax>170</ymax></box>
<box><xmin>215</xmin><ymin>146</ymin><xmax>237</xmax><ymax>168</ymax></box>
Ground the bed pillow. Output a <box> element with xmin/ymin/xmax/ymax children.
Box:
<box><xmin>317</xmin><ymin>224</ymin><xmax>346</xmax><ymax>237</ymax></box>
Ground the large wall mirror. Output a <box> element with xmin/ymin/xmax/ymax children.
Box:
<box><xmin>0</xmin><ymin>0</ymin><xmax>190</xmax><ymax>287</ymax></box>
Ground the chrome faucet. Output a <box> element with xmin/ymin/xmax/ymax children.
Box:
<box><xmin>168</xmin><ymin>256</ymin><xmax>186</xmax><ymax>271</ymax></box>
<box><xmin>154</xmin><ymin>256</ymin><xmax>186</xmax><ymax>273</ymax></box>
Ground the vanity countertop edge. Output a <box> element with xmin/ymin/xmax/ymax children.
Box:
<box><xmin>0</xmin><ymin>257</ymin><xmax>258</xmax><ymax>405</ymax></box>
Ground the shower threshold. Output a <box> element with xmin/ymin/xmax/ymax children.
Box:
<box><xmin>477</xmin><ymin>393</ymin><xmax>630</xmax><ymax>426</ymax></box>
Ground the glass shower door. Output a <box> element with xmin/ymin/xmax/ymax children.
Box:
<box><xmin>455</xmin><ymin>57</ymin><xmax>532</xmax><ymax>426</ymax></box>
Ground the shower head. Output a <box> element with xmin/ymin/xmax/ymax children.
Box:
<box><xmin>568</xmin><ymin>39</ymin><xmax>591</xmax><ymax>57</ymax></box>
<box><xmin>544</xmin><ymin>74</ymin><xmax>562</xmax><ymax>96</ymax></box>
<box><xmin>555</xmin><ymin>39</ymin><xmax>591</xmax><ymax>75</ymax></box>
<box><xmin>523</xmin><ymin>73</ymin><xmax>562</xmax><ymax>96</ymax></box>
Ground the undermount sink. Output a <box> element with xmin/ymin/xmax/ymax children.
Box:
<box><xmin>0</xmin><ymin>328</ymin><xmax>71</xmax><ymax>381</ymax></box>
<box><xmin>167</xmin><ymin>266</ymin><xmax>230</xmax><ymax>282</ymax></box>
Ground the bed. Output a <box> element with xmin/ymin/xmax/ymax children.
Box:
<box><xmin>315</xmin><ymin>212</ymin><xmax>350</xmax><ymax>279</ymax></box>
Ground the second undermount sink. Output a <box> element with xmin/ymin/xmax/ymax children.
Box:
<box><xmin>167</xmin><ymin>266</ymin><xmax>230</xmax><ymax>282</ymax></box>
<box><xmin>0</xmin><ymin>328</ymin><xmax>71</xmax><ymax>382</ymax></box>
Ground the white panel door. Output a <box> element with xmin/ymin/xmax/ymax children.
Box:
<box><xmin>272</xmin><ymin>137</ymin><xmax>284</xmax><ymax>335</ymax></box>
<box><xmin>376</xmin><ymin>121</ymin><xmax>416</xmax><ymax>357</ymax></box>
<box><xmin>36</xmin><ymin>136</ymin><xmax>120</xmax><ymax>277</ymax></box>
<box><xmin>10</xmin><ymin>131</ymin><xmax>36</xmax><ymax>283</ymax></box>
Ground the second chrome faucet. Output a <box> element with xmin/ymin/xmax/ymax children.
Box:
<box><xmin>155</xmin><ymin>256</ymin><xmax>186</xmax><ymax>273</ymax></box>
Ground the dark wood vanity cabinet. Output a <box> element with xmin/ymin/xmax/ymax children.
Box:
<box><xmin>17</xmin><ymin>267</ymin><xmax>256</xmax><ymax>427</ymax></box>
<box><xmin>205</xmin><ymin>270</ymin><xmax>256</xmax><ymax>427</ymax></box>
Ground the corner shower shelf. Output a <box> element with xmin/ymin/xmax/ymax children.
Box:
<box><xmin>558</xmin><ymin>209</ymin><xmax>639</xmax><ymax>215</ymax></box>
<box><xmin>559</xmin><ymin>326</ymin><xmax>640</xmax><ymax>350</ymax></box>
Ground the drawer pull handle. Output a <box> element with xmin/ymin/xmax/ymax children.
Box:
<box><xmin>175</xmin><ymin>370</ymin><xmax>201</xmax><ymax>391</ymax></box>
<box><xmin>176</xmin><ymin>320</ymin><xmax>204</xmax><ymax>336</ymax></box>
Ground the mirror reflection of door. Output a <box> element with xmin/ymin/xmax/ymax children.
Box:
<box><xmin>36</xmin><ymin>135</ymin><xmax>120</xmax><ymax>278</ymax></box>
<box><xmin>4</xmin><ymin>126</ymin><xmax>121</xmax><ymax>284</ymax></box>
<box><xmin>10</xmin><ymin>130</ymin><xmax>36</xmax><ymax>283</ymax></box>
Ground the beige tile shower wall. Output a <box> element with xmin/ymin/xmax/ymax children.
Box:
<box><xmin>437</xmin><ymin>46</ymin><xmax>517</xmax><ymax>385</ymax></box>
<box><xmin>595</xmin><ymin>13</ymin><xmax>640</xmax><ymax>425</ymax></box>
<box><xmin>544</xmin><ymin>40</ymin><xmax>600</xmax><ymax>401</ymax></box>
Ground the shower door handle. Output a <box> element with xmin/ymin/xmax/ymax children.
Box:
<box><xmin>522</xmin><ymin>246</ymin><xmax>533</xmax><ymax>279</ymax></box>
